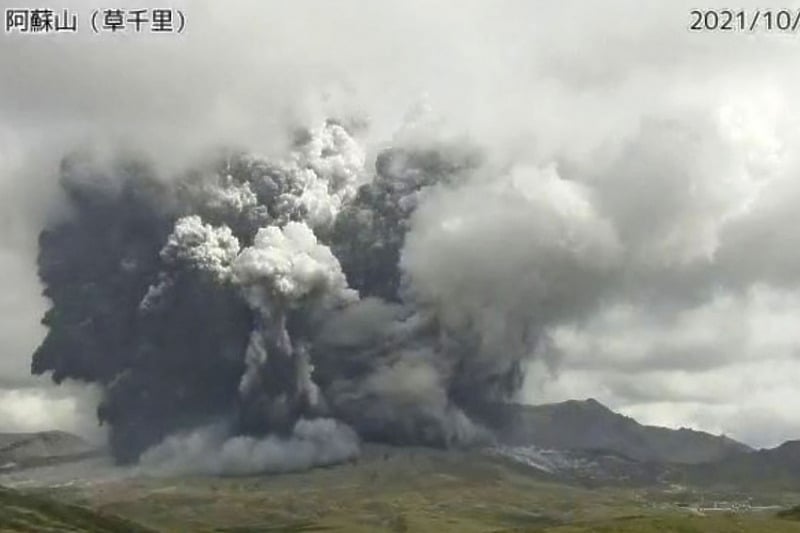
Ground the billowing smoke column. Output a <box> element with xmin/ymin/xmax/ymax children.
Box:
<box><xmin>32</xmin><ymin>120</ymin><xmax>619</xmax><ymax>471</ymax></box>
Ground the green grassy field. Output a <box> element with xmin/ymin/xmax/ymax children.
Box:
<box><xmin>5</xmin><ymin>448</ymin><xmax>800</xmax><ymax>532</ymax></box>
<box><xmin>0</xmin><ymin>486</ymin><xmax>154</xmax><ymax>532</ymax></box>
<box><xmin>542</xmin><ymin>514</ymin><xmax>800</xmax><ymax>533</ymax></box>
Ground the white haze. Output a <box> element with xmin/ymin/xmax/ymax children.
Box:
<box><xmin>139</xmin><ymin>418</ymin><xmax>359</xmax><ymax>476</ymax></box>
<box><xmin>2</xmin><ymin>0</ymin><xmax>800</xmax><ymax>452</ymax></box>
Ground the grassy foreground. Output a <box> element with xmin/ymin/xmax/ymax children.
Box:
<box><xmin>5</xmin><ymin>447</ymin><xmax>800</xmax><ymax>532</ymax></box>
<box><xmin>0</xmin><ymin>486</ymin><xmax>153</xmax><ymax>532</ymax></box>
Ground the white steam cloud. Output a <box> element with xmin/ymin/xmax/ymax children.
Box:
<box><xmin>139</xmin><ymin>418</ymin><xmax>359</xmax><ymax>476</ymax></box>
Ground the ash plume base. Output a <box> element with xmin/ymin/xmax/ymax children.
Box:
<box><xmin>138</xmin><ymin>418</ymin><xmax>360</xmax><ymax>476</ymax></box>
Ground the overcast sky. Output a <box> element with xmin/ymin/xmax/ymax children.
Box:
<box><xmin>2</xmin><ymin>0</ymin><xmax>800</xmax><ymax>448</ymax></box>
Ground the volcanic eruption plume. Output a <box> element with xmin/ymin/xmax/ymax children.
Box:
<box><xmin>32</xmin><ymin>120</ymin><xmax>619</xmax><ymax>472</ymax></box>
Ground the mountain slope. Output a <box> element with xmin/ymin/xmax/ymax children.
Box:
<box><xmin>0</xmin><ymin>431</ymin><xmax>99</xmax><ymax>471</ymax></box>
<box><xmin>472</xmin><ymin>398</ymin><xmax>751</xmax><ymax>464</ymax></box>
<box><xmin>685</xmin><ymin>440</ymin><xmax>800</xmax><ymax>488</ymax></box>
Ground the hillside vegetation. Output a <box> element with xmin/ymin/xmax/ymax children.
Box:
<box><xmin>0</xmin><ymin>486</ymin><xmax>153</xmax><ymax>532</ymax></box>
